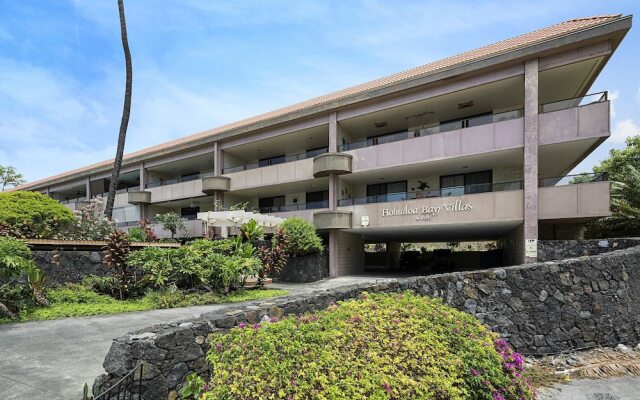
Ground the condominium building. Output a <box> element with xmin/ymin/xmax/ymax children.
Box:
<box><xmin>17</xmin><ymin>15</ymin><xmax>631</xmax><ymax>276</ymax></box>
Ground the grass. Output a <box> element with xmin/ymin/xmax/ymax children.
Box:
<box><xmin>0</xmin><ymin>286</ymin><xmax>288</xmax><ymax>324</ymax></box>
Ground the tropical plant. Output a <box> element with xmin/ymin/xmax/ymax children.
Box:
<box><xmin>0</xmin><ymin>236</ymin><xmax>46</xmax><ymax>318</ymax></box>
<box><xmin>138</xmin><ymin>218</ymin><xmax>158</xmax><ymax>242</ymax></box>
<box><xmin>156</xmin><ymin>212</ymin><xmax>187</xmax><ymax>239</ymax></box>
<box><xmin>180</xmin><ymin>373</ymin><xmax>207</xmax><ymax>399</ymax></box>
<box><xmin>239</xmin><ymin>219</ymin><xmax>263</xmax><ymax>242</ymax></box>
<box><xmin>70</xmin><ymin>197</ymin><xmax>115</xmax><ymax>240</ymax></box>
<box><xmin>257</xmin><ymin>228</ymin><xmax>288</xmax><ymax>287</ymax></box>
<box><xmin>105</xmin><ymin>0</ymin><xmax>133</xmax><ymax>220</ymax></box>
<box><xmin>203</xmin><ymin>292</ymin><xmax>534</xmax><ymax>400</ymax></box>
<box><xmin>102</xmin><ymin>230</ymin><xmax>133</xmax><ymax>299</ymax></box>
<box><xmin>278</xmin><ymin>217</ymin><xmax>323</xmax><ymax>256</ymax></box>
<box><xmin>0</xmin><ymin>191</ymin><xmax>75</xmax><ymax>239</ymax></box>
<box><xmin>126</xmin><ymin>227</ymin><xmax>146</xmax><ymax>242</ymax></box>
<box><xmin>0</xmin><ymin>165</ymin><xmax>25</xmax><ymax>191</ymax></box>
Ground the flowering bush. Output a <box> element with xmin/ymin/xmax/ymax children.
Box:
<box><xmin>203</xmin><ymin>292</ymin><xmax>534</xmax><ymax>400</ymax></box>
<box><xmin>70</xmin><ymin>197</ymin><xmax>114</xmax><ymax>240</ymax></box>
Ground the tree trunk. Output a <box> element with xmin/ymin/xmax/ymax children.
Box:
<box><xmin>105</xmin><ymin>0</ymin><xmax>133</xmax><ymax>220</ymax></box>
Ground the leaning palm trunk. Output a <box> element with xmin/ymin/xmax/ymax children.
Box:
<box><xmin>105</xmin><ymin>0</ymin><xmax>133</xmax><ymax>220</ymax></box>
<box><xmin>0</xmin><ymin>300</ymin><xmax>15</xmax><ymax>319</ymax></box>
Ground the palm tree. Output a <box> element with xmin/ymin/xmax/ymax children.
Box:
<box><xmin>105</xmin><ymin>0</ymin><xmax>133</xmax><ymax>219</ymax></box>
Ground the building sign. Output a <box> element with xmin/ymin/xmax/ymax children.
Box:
<box><xmin>525</xmin><ymin>239</ymin><xmax>538</xmax><ymax>258</ymax></box>
<box><xmin>381</xmin><ymin>199</ymin><xmax>473</xmax><ymax>221</ymax></box>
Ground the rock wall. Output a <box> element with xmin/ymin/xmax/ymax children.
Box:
<box><xmin>274</xmin><ymin>251</ymin><xmax>329</xmax><ymax>283</ymax></box>
<box><xmin>94</xmin><ymin>246</ymin><xmax>640</xmax><ymax>399</ymax></box>
<box><xmin>32</xmin><ymin>250</ymin><xmax>107</xmax><ymax>285</ymax></box>
<box><xmin>537</xmin><ymin>238</ymin><xmax>640</xmax><ymax>261</ymax></box>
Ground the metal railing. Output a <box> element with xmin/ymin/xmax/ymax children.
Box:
<box><xmin>339</xmin><ymin>109</ymin><xmax>524</xmax><ymax>152</ymax></box>
<box><xmin>338</xmin><ymin>181</ymin><xmax>523</xmax><ymax>206</ymax></box>
<box><xmin>223</xmin><ymin>147</ymin><xmax>329</xmax><ymax>174</ymax></box>
<box><xmin>539</xmin><ymin>172</ymin><xmax>608</xmax><ymax>187</ymax></box>
<box><xmin>59</xmin><ymin>197</ymin><xmax>88</xmax><ymax>204</ymax></box>
<box><xmin>259</xmin><ymin>200</ymin><xmax>329</xmax><ymax>214</ymax></box>
<box><xmin>539</xmin><ymin>91</ymin><xmax>607</xmax><ymax>114</ymax></box>
<box><xmin>145</xmin><ymin>170</ymin><xmax>215</xmax><ymax>189</ymax></box>
<box><xmin>91</xmin><ymin>362</ymin><xmax>143</xmax><ymax>400</ymax></box>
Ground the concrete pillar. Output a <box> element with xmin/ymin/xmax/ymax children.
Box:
<box><xmin>329</xmin><ymin>112</ymin><xmax>338</xmax><ymax>153</ymax></box>
<box><xmin>523</xmin><ymin>59</ymin><xmax>539</xmax><ymax>263</ymax></box>
<box><xmin>328</xmin><ymin>112</ymin><xmax>340</xmax><ymax>276</ymax></box>
<box><xmin>214</xmin><ymin>142</ymin><xmax>222</xmax><ymax>176</ymax></box>
<box><xmin>329</xmin><ymin>230</ymin><xmax>339</xmax><ymax>277</ymax></box>
<box><xmin>139</xmin><ymin>163</ymin><xmax>146</xmax><ymax>190</ymax></box>
<box><xmin>85</xmin><ymin>177</ymin><xmax>91</xmax><ymax>199</ymax></box>
<box><xmin>386</xmin><ymin>242</ymin><xmax>402</xmax><ymax>269</ymax></box>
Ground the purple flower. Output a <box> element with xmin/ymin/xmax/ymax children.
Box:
<box><xmin>215</xmin><ymin>343</ymin><xmax>224</xmax><ymax>351</ymax></box>
<box><xmin>252</xmin><ymin>323</ymin><xmax>262</xmax><ymax>329</ymax></box>
<box><xmin>492</xmin><ymin>392</ymin><xmax>506</xmax><ymax>400</ymax></box>
<box><xmin>383</xmin><ymin>383</ymin><xmax>392</xmax><ymax>394</ymax></box>
<box><xmin>237</xmin><ymin>323</ymin><xmax>246</xmax><ymax>329</ymax></box>
<box><xmin>351</xmin><ymin>316</ymin><xmax>362</xmax><ymax>323</ymax></box>
<box><xmin>470</xmin><ymin>368</ymin><xmax>481</xmax><ymax>377</ymax></box>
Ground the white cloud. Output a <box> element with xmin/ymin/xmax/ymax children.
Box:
<box><xmin>610</xmin><ymin>118</ymin><xmax>640</xmax><ymax>144</ymax></box>
<box><xmin>609</xmin><ymin>90</ymin><xmax>619</xmax><ymax>119</ymax></box>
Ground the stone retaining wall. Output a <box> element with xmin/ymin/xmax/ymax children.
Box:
<box><xmin>274</xmin><ymin>251</ymin><xmax>329</xmax><ymax>283</ymax></box>
<box><xmin>537</xmin><ymin>238</ymin><xmax>640</xmax><ymax>261</ymax></box>
<box><xmin>95</xmin><ymin>246</ymin><xmax>640</xmax><ymax>399</ymax></box>
<box><xmin>32</xmin><ymin>250</ymin><xmax>107</xmax><ymax>285</ymax></box>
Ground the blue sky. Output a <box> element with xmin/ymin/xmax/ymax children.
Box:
<box><xmin>0</xmin><ymin>0</ymin><xmax>638</xmax><ymax>183</ymax></box>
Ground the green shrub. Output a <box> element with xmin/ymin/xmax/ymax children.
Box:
<box><xmin>203</xmin><ymin>292</ymin><xmax>534</xmax><ymax>400</ymax></box>
<box><xmin>81</xmin><ymin>275</ymin><xmax>119</xmax><ymax>297</ymax></box>
<box><xmin>0</xmin><ymin>191</ymin><xmax>75</xmax><ymax>239</ymax></box>
<box><xmin>126</xmin><ymin>227</ymin><xmax>146</xmax><ymax>242</ymax></box>
<box><xmin>279</xmin><ymin>217</ymin><xmax>323</xmax><ymax>256</ymax></box>
<box><xmin>0</xmin><ymin>236</ymin><xmax>33</xmax><ymax>278</ymax></box>
<box><xmin>48</xmin><ymin>284</ymin><xmax>111</xmax><ymax>304</ymax></box>
<box><xmin>239</xmin><ymin>219</ymin><xmax>263</xmax><ymax>242</ymax></box>
<box><xmin>0</xmin><ymin>236</ymin><xmax>39</xmax><ymax>318</ymax></box>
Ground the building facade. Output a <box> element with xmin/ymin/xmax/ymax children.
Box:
<box><xmin>17</xmin><ymin>15</ymin><xmax>631</xmax><ymax>276</ymax></box>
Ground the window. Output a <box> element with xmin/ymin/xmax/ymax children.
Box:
<box><xmin>181</xmin><ymin>207</ymin><xmax>200</xmax><ymax>221</ymax></box>
<box><xmin>259</xmin><ymin>196</ymin><xmax>285</xmax><ymax>213</ymax></box>
<box><xmin>440</xmin><ymin>170</ymin><xmax>492</xmax><ymax>196</ymax></box>
<box><xmin>305</xmin><ymin>147</ymin><xmax>328</xmax><ymax>159</ymax></box>
<box><xmin>258</xmin><ymin>155</ymin><xmax>286</xmax><ymax>167</ymax></box>
<box><xmin>306</xmin><ymin>190</ymin><xmax>329</xmax><ymax>209</ymax></box>
<box><xmin>366</xmin><ymin>180</ymin><xmax>407</xmax><ymax>203</ymax></box>
<box><xmin>180</xmin><ymin>172</ymin><xmax>199</xmax><ymax>182</ymax></box>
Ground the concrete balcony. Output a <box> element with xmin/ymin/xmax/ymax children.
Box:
<box><xmin>346</xmin><ymin>115</ymin><xmax>524</xmax><ymax>172</ymax></box>
<box><xmin>313</xmin><ymin>153</ymin><xmax>353</xmax><ymax>177</ymax></box>
<box><xmin>313</xmin><ymin>210</ymin><xmax>352</xmax><ymax>230</ymax></box>
<box><xmin>225</xmin><ymin>158</ymin><xmax>314</xmax><ymax>191</ymax></box>
<box><xmin>539</xmin><ymin>97</ymin><xmax>609</xmax><ymax>145</ymax></box>
<box><xmin>201</xmin><ymin>176</ymin><xmax>231</xmax><ymax>194</ymax></box>
<box><xmin>61</xmin><ymin>200</ymin><xmax>90</xmax><ymax>211</ymax></box>
<box><xmin>539</xmin><ymin>181</ymin><xmax>610</xmax><ymax>220</ymax></box>
<box><xmin>127</xmin><ymin>191</ymin><xmax>151</xmax><ymax>204</ymax></box>
<box><xmin>146</xmin><ymin>180</ymin><xmax>204</xmax><ymax>203</ymax></box>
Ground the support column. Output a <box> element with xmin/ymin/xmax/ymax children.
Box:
<box><xmin>523</xmin><ymin>59</ymin><xmax>539</xmax><ymax>263</ymax></box>
<box><xmin>386</xmin><ymin>242</ymin><xmax>402</xmax><ymax>269</ymax></box>
<box><xmin>85</xmin><ymin>177</ymin><xmax>91</xmax><ymax>199</ymax></box>
<box><xmin>328</xmin><ymin>112</ymin><xmax>339</xmax><ymax>277</ymax></box>
<box><xmin>139</xmin><ymin>163</ymin><xmax>147</xmax><ymax>220</ymax></box>
<box><xmin>213</xmin><ymin>142</ymin><xmax>224</xmax><ymax>208</ymax></box>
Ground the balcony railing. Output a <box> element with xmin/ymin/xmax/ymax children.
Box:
<box><xmin>223</xmin><ymin>147</ymin><xmax>329</xmax><ymax>174</ymax></box>
<box><xmin>539</xmin><ymin>172</ymin><xmax>608</xmax><ymax>187</ymax></box>
<box><xmin>338</xmin><ymin>181</ymin><xmax>523</xmax><ymax>206</ymax></box>
<box><xmin>92</xmin><ymin>186</ymin><xmax>140</xmax><ymax>198</ymax></box>
<box><xmin>338</xmin><ymin>109</ymin><xmax>523</xmax><ymax>151</ymax></box>
<box><xmin>539</xmin><ymin>91</ymin><xmax>607</xmax><ymax>114</ymax></box>
<box><xmin>145</xmin><ymin>171</ymin><xmax>214</xmax><ymax>189</ymax></box>
<box><xmin>259</xmin><ymin>200</ymin><xmax>329</xmax><ymax>214</ymax></box>
<box><xmin>59</xmin><ymin>196</ymin><xmax>88</xmax><ymax>204</ymax></box>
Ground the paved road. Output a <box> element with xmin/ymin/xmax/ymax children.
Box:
<box><xmin>0</xmin><ymin>276</ymin><xmax>394</xmax><ymax>400</ymax></box>
<box><xmin>538</xmin><ymin>376</ymin><xmax>640</xmax><ymax>400</ymax></box>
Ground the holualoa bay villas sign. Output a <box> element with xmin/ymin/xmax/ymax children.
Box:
<box><xmin>381</xmin><ymin>199</ymin><xmax>473</xmax><ymax>221</ymax></box>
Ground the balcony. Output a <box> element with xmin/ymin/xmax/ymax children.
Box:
<box><xmin>222</xmin><ymin>148</ymin><xmax>328</xmax><ymax>174</ymax></box>
<box><xmin>201</xmin><ymin>176</ymin><xmax>231</xmax><ymax>194</ymax></box>
<box><xmin>313</xmin><ymin>153</ymin><xmax>352</xmax><ymax>177</ymax></box>
<box><xmin>338</xmin><ymin>181</ymin><xmax>523</xmax><ymax>206</ymax></box>
<box><xmin>539</xmin><ymin>92</ymin><xmax>609</xmax><ymax>145</ymax></box>
<box><xmin>145</xmin><ymin>171</ymin><xmax>214</xmax><ymax>189</ymax></box>
<box><xmin>145</xmin><ymin>179</ymin><xmax>206</xmax><ymax>203</ymax></box>
<box><xmin>224</xmin><ymin>158</ymin><xmax>316</xmax><ymax>191</ymax></box>
<box><xmin>538</xmin><ymin>173</ymin><xmax>610</xmax><ymax>220</ymax></box>
<box><xmin>344</xmin><ymin>111</ymin><xmax>525</xmax><ymax>172</ymax></box>
<box><xmin>127</xmin><ymin>191</ymin><xmax>151</xmax><ymax>204</ymax></box>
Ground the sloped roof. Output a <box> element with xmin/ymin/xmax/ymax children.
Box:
<box><xmin>18</xmin><ymin>15</ymin><xmax>625</xmax><ymax>190</ymax></box>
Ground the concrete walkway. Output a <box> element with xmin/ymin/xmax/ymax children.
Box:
<box><xmin>538</xmin><ymin>376</ymin><xmax>640</xmax><ymax>400</ymax></box>
<box><xmin>0</xmin><ymin>276</ymin><xmax>393</xmax><ymax>400</ymax></box>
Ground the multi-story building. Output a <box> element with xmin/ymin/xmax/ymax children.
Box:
<box><xmin>17</xmin><ymin>15</ymin><xmax>631</xmax><ymax>276</ymax></box>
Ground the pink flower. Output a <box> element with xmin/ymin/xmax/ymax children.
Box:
<box><xmin>252</xmin><ymin>323</ymin><xmax>262</xmax><ymax>329</ymax></box>
<box><xmin>237</xmin><ymin>323</ymin><xmax>246</xmax><ymax>329</ymax></box>
<box><xmin>383</xmin><ymin>383</ymin><xmax>392</xmax><ymax>394</ymax></box>
<box><xmin>215</xmin><ymin>343</ymin><xmax>224</xmax><ymax>351</ymax></box>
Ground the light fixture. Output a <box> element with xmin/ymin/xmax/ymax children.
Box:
<box><xmin>404</xmin><ymin>111</ymin><xmax>434</xmax><ymax>121</ymax></box>
<box><xmin>458</xmin><ymin>100</ymin><xmax>474</xmax><ymax>109</ymax></box>
<box><xmin>374</xmin><ymin>121</ymin><xmax>388</xmax><ymax>128</ymax></box>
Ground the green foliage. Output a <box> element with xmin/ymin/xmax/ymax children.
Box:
<box><xmin>0</xmin><ymin>165</ymin><xmax>25</xmax><ymax>191</ymax></box>
<box><xmin>81</xmin><ymin>275</ymin><xmax>119</xmax><ymax>297</ymax></box>
<box><xmin>0</xmin><ymin>236</ymin><xmax>33</xmax><ymax>279</ymax></box>
<box><xmin>0</xmin><ymin>191</ymin><xmax>74</xmax><ymax>239</ymax></box>
<box><xmin>239</xmin><ymin>219</ymin><xmax>263</xmax><ymax>242</ymax></box>
<box><xmin>180</xmin><ymin>373</ymin><xmax>206</xmax><ymax>399</ymax></box>
<box><xmin>203</xmin><ymin>292</ymin><xmax>534</xmax><ymax>400</ymax></box>
<box><xmin>126</xmin><ymin>227</ymin><xmax>147</xmax><ymax>242</ymax></box>
<box><xmin>0</xmin><ymin>236</ymin><xmax>41</xmax><ymax>318</ymax></box>
<box><xmin>69</xmin><ymin>197</ymin><xmax>114</xmax><ymax>240</ymax></box>
<box><xmin>584</xmin><ymin>136</ymin><xmax>640</xmax><ymax>238</ymax></box>
<box><xmin>155</xmin><ymin>212</ymin><xmax>187</xmax><ymax>239</ymax></box>
<box><xmin>279</xmin><ymin>217</ymin><xmax>324</xmax><ymax>256</ymax></box>
<box><xmin>0</xmin><ymin>285</ymin><xmax>286</xmax><ymax>324</ymax></box>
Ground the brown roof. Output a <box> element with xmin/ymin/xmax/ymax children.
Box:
<box><xmin>19</xmin><ymin>14</ymin><xmax>623</xmax><ymax>190</ymax></box>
